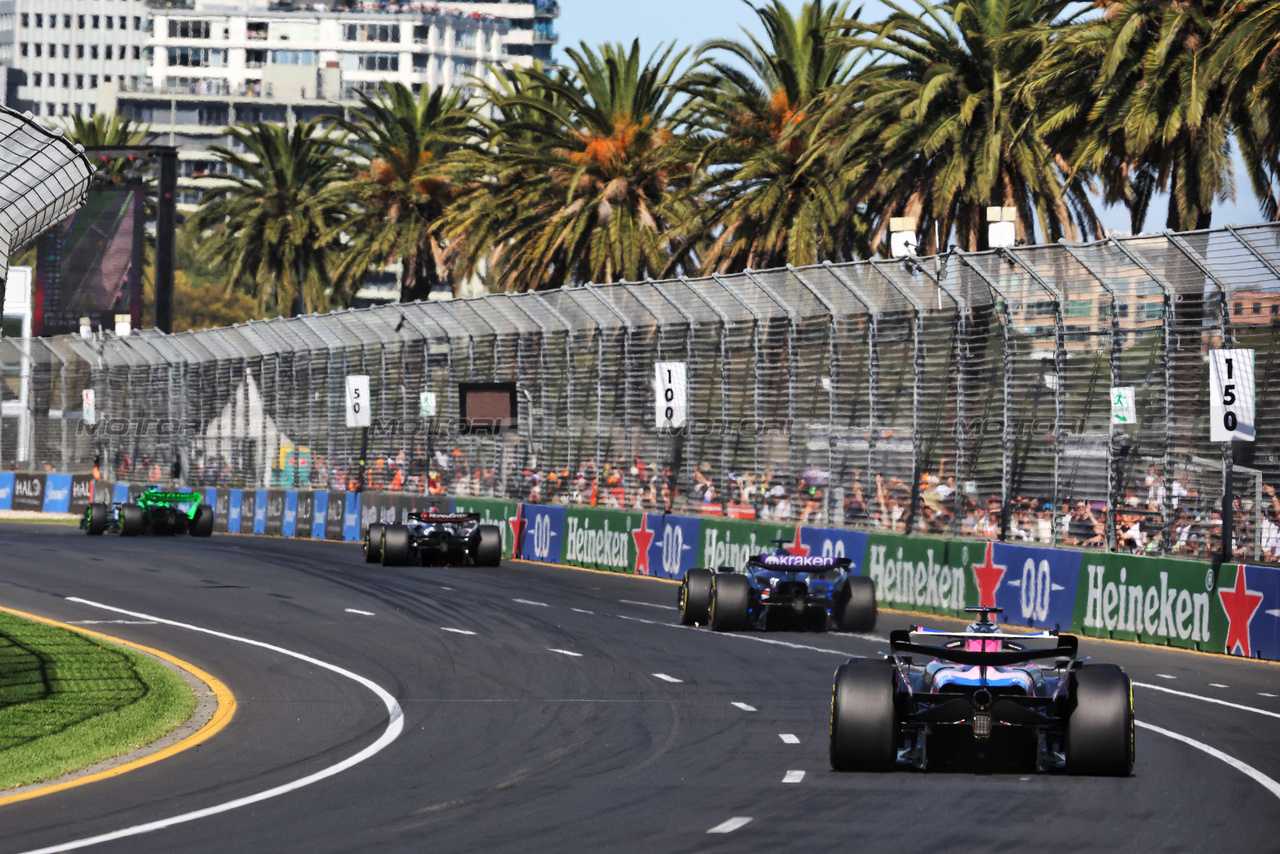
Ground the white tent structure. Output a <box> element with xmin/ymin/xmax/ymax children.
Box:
<box><xmin>199</xmin><ymin>369</ymin><xmax>294</xmax><ymax>488</ymax></box>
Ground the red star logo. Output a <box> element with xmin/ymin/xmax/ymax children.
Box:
<box><xmin>1219</xmin><ymin>564</ymin><xmax>1264</xmax><ymax>658</ymax></box>
<box><xmin>972</xmin><ymin>542</ymin><xmax>1005</xmax><ymax>608</ymax></box>
<box><xmin>508</xmin><ymin>505</ymin><xmax>526</xmax><ymax>555</ymax></box>
<box><xmin>632</xmin><ymin>515</ymin><xmax>655</xmax><ymax>575</ymax></box>
<box><xmin>785</xmin><ymin>526</ymin><xmax>810</xmax><ymax>556</ymax></box>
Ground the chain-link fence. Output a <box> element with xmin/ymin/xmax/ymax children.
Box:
<box><xmin>5</xmin><ymin>222</ymin><xmax>1280</xmax><ymax>562</ymax></box>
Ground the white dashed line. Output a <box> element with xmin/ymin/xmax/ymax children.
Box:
<box><xmin>512</xmin><ymin>598</ymin><xmax>549</xmax><ymax>607</ymax></box>
<box><xmin>571</xmin><ymin>608</ymin><xmax>595</xmax><ymax>615</ymax></box>
<box><xmin>440</xmin><ymin>628</ymin><xmax>477</xmax><ymax>636</ymax></box>
<box><xmin>779</xmin><ymin>734</ymin><xmax>799</xmax><ymax>744</ymax></box>
<box><xmin>439</xmin><ymin>586</ymin><xmax>454</xmax><ymax>591</ymax></box>
<box><xmin>652</xmin><ymin>673</ymin><xmax>682</xmax><ymax>683</ymax></box>
<box><xmin>619</xmin><ymin>599</ymin><xmax>678</xmax><ymax>611</ymax></box>
<box><xmin>344</xmin><ymin>609</ymin><xmax>375</xmax><ymax>616</ymax></box>
<box><xmin>732</xmin><ymin>702</ymin><xmax>756</xmax><ymax>712</ymax></box>
<box><xmin>707</xmin><ymin>817</ymin><xmax>752</xmax><ymax>834</ymax></box>
<box><xmin>548</xmin><ymin>649</ymin><xmax>582</xmax><ymax>657</ymax></box>
<box><xmin>1135</xmin><ymin>682</ymin><xmax>1280</xmax><ymax>720</ymax></box>
<box><xmin>1156</xmin><ymin>673</ymin><xmax>1177</xmax><ymax>679</ymax></box>
<box><xmin>782</xmin><ymin>770</ymin><xmax>805</xmax><ymax>784</ymax></box>
<box><xmin>1260</xmin><ymin>693</ymin><xmax>1277</xmax><ymax>699</ymax></box>
<box><xmin>1210</xmin><ymin>683</ymin><xmax>1229</xmax><ymax>689</ymax></box>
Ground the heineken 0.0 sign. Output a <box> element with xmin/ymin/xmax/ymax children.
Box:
<box><xmin>1111</xmin><ymin>387</ymin><xmax>1136</xmax><ymax>425</ymax></box>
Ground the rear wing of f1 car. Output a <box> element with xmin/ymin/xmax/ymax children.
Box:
<box><xmin>752</xmin><ymin>554</ymin><xmax>852</xmax><ymax>570</ymax></box>
<box><xmin>407</xmin><ymin>511</ymin><xmax>479</xmax><ymax>524</ymax></box>
<box><xmin>888</xmin><ymin>627</ymin><xmax>1080</xmax><ymax>668</ymax></box>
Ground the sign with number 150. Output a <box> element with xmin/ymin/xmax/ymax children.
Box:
<box><xmin>1209</xmin><ymin>349</ymin><xmax>1254</xmax><ymax>442</ymax></box>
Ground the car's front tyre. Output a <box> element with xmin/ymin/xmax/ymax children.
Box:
<box><xmin>679</xmin><ymin>568</ymin><xmax>713</xmax><ymax>625</ymax></box>
<box><xmin>364</xmin><ymin>523</ymin><xmax>385</xmax><ymax>564</ymax></box>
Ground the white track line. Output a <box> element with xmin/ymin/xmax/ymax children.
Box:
<box><xmin>779</xmin><ymin>734</ymin><xmax>799</xmax><ymax>744</ymax></box>
<box><xmin>571</xmin><ymin>608</ymin><xmax>595</xmax><ymax>614</ymax></box>
<box><xmin>1138</xmin><ymin>721</ymin><xmax>1280</xmax><ymax>801</ymax></box>
<box><xmin>782</xmin><ymin>770</ymin><xmax>805</xmax><ymax>784</ymax></box>
<box><xmin>615</xmin><ymin>614</ymin><xmax>860</xmax><ymax>656</ymax></box>
<box><xmin>548</xmin><ymin>649</ymin><xmax>582</xmax><ymax>657</ymax></box>
<box><xmin>440</xmin><ymin>628</ymin><xmax>476</xmax><ymax>636</ymax></box>
<box><xmin>40</xmin><ymin>598</ymin><xmax>404</xmax><ymax>854</ymax></box>
<box><xmin>1260</xmin><ymin>693</ymin><xmax>1277</xmax><ymax>699</ymax></box>
<box><xmin>1135</xmin><ymin>682</ymin><xmax>1280</xmax><ymax>720</ymax></box>
<box><xmin>1156</xmin><ymin>673</ymin><xmax>1177</xmax><ymax>679</ymax></box>
<box><xmin>707</xmin><ymin>817</ymin><xmax>752</xmax><ymax>834</ymax></box>
<box><xmin>512</xmin><ymin>598</ymin><xmax>548</xmax><ymax>607</ymax></box>
<box><xmin>345</xmin><ymin>609</ymin><xmax>374</xmax><ymax>616</ymax></box>
<box><xmin>1209</xmin><ymin>683</ymin><xmax>1229</xmax><ymax>688</ymax></box>
<box><xmin>731</xmin><ymin>702</ymin><xmax>756</xmax><ymax>712</ymax></box>
<box><xmin>652</xmin><ymin>673</ymin><xmax>682</xmax><ymax>683</ymax></box>
<box><xmin>619</xmin><ymin>599</ymin><xmax>677</xmax><ymax>611</ymax></box>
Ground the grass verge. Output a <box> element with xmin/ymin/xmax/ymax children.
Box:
<box><xmin>0</xmin><ymin>611</ymin><xmax>196</xmax><ymax>790</ymax></box>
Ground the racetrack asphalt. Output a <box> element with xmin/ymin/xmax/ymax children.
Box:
<box><xmin>0</xmin><ymin>521</ymin><xmax>1277</xmax><ymax>853</ymax></box>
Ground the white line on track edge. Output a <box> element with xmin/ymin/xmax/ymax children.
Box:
<box><xmin>1135</xmin><ymin>681</ymin><xmax>1280</xmax><ymax>720</ymax></box>
<box><xmin>25</xmin><ymin>598</ymin><xmax>406</xmax><ymax>854</ymax></box>
<box><xmin>707</xmin><ymin>817</ymin><xmax>752</xmax><ymax>834</ymax></box>
<box><xmin>1137</xmin><ymin>721</ymin><xmax>1280</xmax><ymax>801</ymax></box>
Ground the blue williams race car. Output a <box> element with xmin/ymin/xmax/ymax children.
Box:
<box><xmin>830</xmin><ymin>607</ymin><xmax>1134</xmax><ymax>775</ymax></box>
<box><xmin>364</xmin><ymin>510</ymin><xmax>502</xmax><ymax>567</ymax></box>
<box><xmin>678</xmin><ymin>544</ymin><xmax>876</xmax><ymax>633</ymax></box>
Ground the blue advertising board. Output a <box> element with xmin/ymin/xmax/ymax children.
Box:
<box><xmin>0</xmin><ymin>472</ymin><xmax>14</xmax><ymax>510</ymax></box>
<box><xmin>642</xmin><ymin>513</ymin><xmax>701</xmax><ymax>579</ymax></box>
<box><xmin>519</xmin><ymin>503</ymin><xmax>565</xmax><ymax>563</ymax></box>
<box><xmin>253</xmin><ymin>489</ymin><xmax>268</xmax><ymax>534</ymax></box>
<box><xmin>343</xmin><ymin>492</ymin><xmax>361</xmax><ymax>541</ymax></box>
<box><xmin>113</xmin><ymin>482</ymin><xmax>130</xmax><ymax>504</ymax></box>
<box><xmin>42</xmin><ymin>474</ymin><xmax>72</xmax><ymax>513</ymax></box>
<box><xmin>988</xmin><ymin>542</ymin><xmax>1084</xmax><ymax>631</ymax></box>
<box><xmin>799</xmin><ymin>526</ymin><xmax>869</xmax><ymax>576</ymax></box>
<box><xmin>227</xmin><ymin>489</ymin><xmax>242</xmax><ymax>532</ymax></box>
<box><xmin>282</xmin><ymin>491</ymin><xmax>298</xmax><ymax>537</ymax></box>
<box><xmin>1223</xmin><ymin>564</ymin><xmax>1280</xmax><ymax>662</ymax></box>
<box><xmin>312</xmin><ymin>491</ymin><xmax>329</xmax><ymax>539</ymax></box>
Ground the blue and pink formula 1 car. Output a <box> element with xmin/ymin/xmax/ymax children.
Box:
<box><xmin>678</xmin><ymin>545</ymin><xmax>877</xmax><ymax>633</ymax></box>
<box><xmin>830</xmin><ymin>607</ymin><xmax>1134</xmax><ymax>775</ymax></box>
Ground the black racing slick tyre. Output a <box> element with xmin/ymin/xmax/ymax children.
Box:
<box><xmin>830</xmin><ymin>659</ymin><xmax>898</xmax><ymax>772</ymax></box>
<box><xmin>835</xmin><ymin>576</ymin><xmax>878</xmax><ymax>633</ymax></box>
<box><xmin>709</xmin><ymin>573</ymin><xmax>751</xmax><ymax>632</ymax></box>
<box><xmin>381</xmin><ymin>525</ymin><xmax>412</xmax><ymax>567</ymax></box>
<box><xmin>190</xmin><ymin>505</ymin><xmax>215</xmax><ymax>537</ymax></box>
<box><xmin>1067</xmin><ymin>664</ymin><xmax>1135</xmax><ymax>776</ymax></box>
<box><xmin>474</xmin><ymin>525</ymin><xmax>502</xmax><ymax>567</ymax></box>
<box><xmin>119</xmin><ymin>504</ymin><xmax>145</xmax><ymax>537</ymax></box>
<box><xmin>679</xmin><ymin>568</ymin><xmax>713</xmax><ymax>625</ymax></box>
<box><xmin>85</xmin><ymin>503</ymin><xmax>108</xmax><ymax>536</ymax></box>
<box><xmin>364</xmin><ymin>523</ymin><xmax>385</xmax><ymax>564</ymax></box>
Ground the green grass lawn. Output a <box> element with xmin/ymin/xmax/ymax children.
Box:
<box><xmin>0</xmin><ymin>610</ymin><xmax>196</xmax><ymax>790</ymax></box>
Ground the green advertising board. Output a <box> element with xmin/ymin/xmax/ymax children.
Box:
<box><xmin>561</xmin><ymin>505</ymin><xmax>645</xmax><ymax>573</ymax></box>
<box><xmin>1071</xmin><ymin>551</ymin><xmax>1222</xmax><ymax>651</ymax></box>
<box><xmin>451</xmin><ymin>497</ymin><xmax>520</xmax><ymax>559</ymax></box>
<box><xmin>697</xmin><ymin>516</ymin><xmax>797</xmax><ymax>570</ymax></box>
<box><xmin>864</xmin><ymin>532</ymin><xmax>971</xmax><ymax>616</ymax></box>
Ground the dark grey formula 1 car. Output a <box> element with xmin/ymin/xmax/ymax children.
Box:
<box><xmin>829</xmin><ymin>607</ymin><xmax>1134</xmax><ymax>775</ymax></box>
<box><xmin>364</xmin><ymin>510</ymin><xmax>502</xmax><ymax>567</ymax></box>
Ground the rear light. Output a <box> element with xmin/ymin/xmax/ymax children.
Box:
<box><xmin>972</xmin><ymin>713</ymin><xmax>992</xmax><ymax>739</ymax></box>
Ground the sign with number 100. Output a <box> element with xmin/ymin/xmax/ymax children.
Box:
<box><xmin>654</xmin><ymin>362</ymin><xmax>688</xmax><ymax>430</ymax></box>
<box><xmin>1209</xmin><ymin>349</ymin><xmax>1255</xmax><ymax>442</ymax></box>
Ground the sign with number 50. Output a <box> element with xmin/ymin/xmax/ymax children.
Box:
<box><xmin>1209</xmin><ymin>349</ymin><xmax>1254</xmax><ymax>442</ymax></box>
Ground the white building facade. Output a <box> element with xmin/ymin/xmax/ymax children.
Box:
<box><xmin>8</xmin><ymin>0</ymin><xmax>150</xmax><ymax>120</ymax></box>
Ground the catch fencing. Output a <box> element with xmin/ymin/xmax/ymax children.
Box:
<box><xmin>4</xmin><ymin>222</ymin><xmax>1280</xmax><ymax>563</ymax></box>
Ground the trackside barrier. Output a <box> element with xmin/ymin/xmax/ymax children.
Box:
<box><xmin>10</xmin><ymin>478</ymin><xmax>1280</xmax><ymax>662</ymax></box>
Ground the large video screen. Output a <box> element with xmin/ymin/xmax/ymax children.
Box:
<box><xmin>33</xmin><ymin>185</ymin><xmax>143</xmax><ymax>336</ymax></box>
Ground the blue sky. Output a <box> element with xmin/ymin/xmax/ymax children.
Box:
<box><xmin>555</xmin><ymin>0</ymin><xmax>1268</xmax><ymax>237</ymax></box>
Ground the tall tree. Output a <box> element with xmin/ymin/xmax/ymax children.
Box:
<box><xmin>830</xmin><ymin>0</ymin><xmax>1101</xmax><ymax>252</ymax></box>
<box><xmin>322</xmin><ymin>83</ymin><xmax>476</xmax><ymax>302</ymax></box>
<box><xmin>187</xmin><ymin>120</ymin><xmax>345</xmax><ymax>316</ymax></box>
<box><xmin>61</xmin><ymin>113</ymin><xmax>158</xmax><ymax>187</ymax></box>
<box><xmin>446</xmin><ymin>41</ymin><xmax>699</xmax><ymax>291</ymax></box>
<box><xmin>684</xmin><ymin>0</ymin><xmax>870</xmax><ymax>271</ymax></box>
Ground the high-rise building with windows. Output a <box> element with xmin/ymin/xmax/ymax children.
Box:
<box><xmin>6</xmin><ymin>0</ymin><xmax>150</xmax><ymax>120</ymax></box>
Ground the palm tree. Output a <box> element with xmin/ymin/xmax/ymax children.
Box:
<box><xmin>186</xmin><ymin>119</ymin><xmax>345</xmax><ymax>316</ymax></box>
<box><xmin>830</xmin><ymin>0</ymin><xmax>1101</xmax><ymax>252</ymax></box>
<box><xmin>322</xmin><ymin>83</ymin><xmax>476</xmax><ymax>302</ymax></box>
<box><xmin>61</xmin><ymin>113</ymin><xmax>158</xmax><ymax>186</ymax></box>
<box><xmin>446</xmin><ymin>41</ymin><xmax>699</xmax><ymax>291</ymax></box>
<box><xmin>1061</xmin><ymin>0</ymin><xmax>1235</xmax><ymax>231</ymax></box>
<box><xmin>683</xmin><ymin>0</ymin><xmax>870</xmax><ymax>271</ymax></box>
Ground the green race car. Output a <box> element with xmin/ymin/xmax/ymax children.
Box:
<box><xmin>82</xmin><ymin>488</ymin><xmax>215</xmax><ymax>537</ymax></box>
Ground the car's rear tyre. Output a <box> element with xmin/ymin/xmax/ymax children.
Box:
<box><xmin>190</xmin><ymin>505</ymin><xmax>215</xmax><ymax>537</ymax></box>
<box><xmin>1067</xmin><ymin>664</ymin><xmax>1134</xmax><ymax>776</ymax></box>
<box><xmin>85</xmin><ymin>503</ymin><xmax>108</xmax><ymax>536</ymax></box>
<box><xmin>364</xmin><ymin>523</ymin><xmax>385</xmax><ymax>564</ymax></box>
<box><xmin>830</xmin><ymin>659</ymin><xmax>898</xmax><ymax>772</ymax></box>
<box><xmin>474</xmin><ymin>525</ymin><xmax>502</xmax><ymax>567</ymax></box>
<box><xmin>679</xmin><ymin>568</ymin><xmax>713</xmax><ymax>625</ymax></box>
<box><xmin>709</xmin><ymin>573</ymin><xmax>750</xmax><ymax>632</ymax></box>
<box><xmin>119</xmin><ymin>504</ymin><xmax>145</xmax><ymax>537</ymax></box>
<box><xmin>382</xmin><ymin>525</ymin><xmax>412</xmax><ymax>567</ymax></box>
<box><xmin>835</xmin><ymin>576</ymin><xmax>877</xmax><ymax>633</ymax></box>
